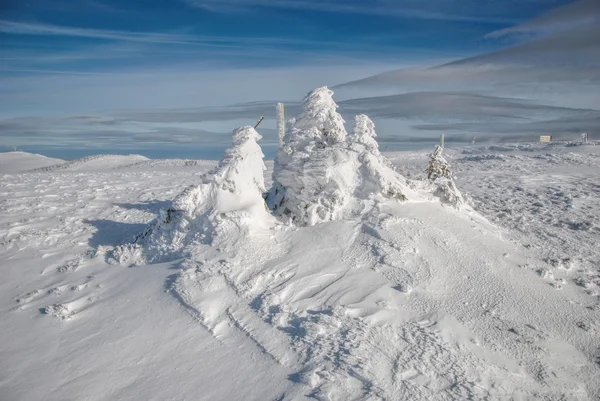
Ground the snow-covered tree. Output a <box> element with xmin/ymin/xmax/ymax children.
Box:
<box><xmin>425</xmin><ymin>145</ymin><xmax>465</xmax><ymax>207</ymax></box>
<box><xmin>267</xmin><ymin>87</ymin><xmax>410</xmax><ymax>226</ymax></box>
<box><xmin>349</xmin><ymin>114</ymin><xmax>379</xmax><ymax>155</ymax></box>
<box><xmin>426</xmin><ymin>145</ymin><xmax>451</xmax><ymax>180</ymax></box>
<box><xmin>266</xmin><ymin>87</ymin><xmax>352</xmax><ymax>225</ymax></box>
<box><xmin>111</xmin><ymin>125</ymin><xmax>271</xmax><ymax>264</ymax></box>
<box><xmin>292</xmin><ymin>87</ymin><xmax>347</xmax><ymax>145</ymax></box>
<box><xmin>349</xmin><ymin>114</ymin><xmax>407</xmax><ymax>200</ymax></box>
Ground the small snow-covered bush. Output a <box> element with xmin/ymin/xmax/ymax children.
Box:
<box><xmin>112</xmin><ymin>125</ymin><xmax>271</xmax><ymax>264</ymax></box>
<box><xmin>426</xmin><ymin>145</ymin><xmax>451</xmax><ymax>180</ymax></box>
<box><xmin>350</xmin><ymin>114</ymin><xmax>407</xmax><ymax>201</ymax></box>
<box><xmin>425</xmin><ymin>145</ymin><xmax>465</xmax><ymax>207</ymax></box>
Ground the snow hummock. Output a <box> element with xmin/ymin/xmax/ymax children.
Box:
<box><xmin>267</xmin><ymin>87</ymin><xmax>411</xmax><ymax>226</ymax></box>
<box><xmin>111</xmin><ymin>126</ymin><xmax>271</xmax><ymax>264</ymax></box>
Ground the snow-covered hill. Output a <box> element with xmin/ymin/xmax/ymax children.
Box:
<box><xmin>1</xmin><ymin>89</ymin><xmax>599</xmax><ymax>400</ymax></box>
<box><xmin>0</xmin><ymin>151</ymin><xmax>64</xmax><ymax>173</ymax></box>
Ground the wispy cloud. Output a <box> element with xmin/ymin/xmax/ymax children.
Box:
<box><xmin>486</xmin><ymin>0</ymin><xmax>600</xmax><ymax>38</ymax></box>
<box><xmin>0</xmin><ymin>20</ymin><xmax>200</xmax><ymax>45</ymax></box>
<box><xmin>338</xmin><ymin>92</ymin><xmax>599</xmax><ymax>121</ymax></box>
<box><xmin>336</xmin><ymin>0</ymin><xmax>600</xmax><ymax>95</ymax></box>
<box><xmin>184</xmin><ymin>0</ymin><xmax>520</xmax><ymax>23</ymax></box>
<box><xmin>0</xmin><ymin>20</ymin><xmax>337</xmax><ymax>48</ymax></box>
<box><xmin>2</xmin><ymin>90</ymin><xmax>597</xmax><ymax>154</ymax></box>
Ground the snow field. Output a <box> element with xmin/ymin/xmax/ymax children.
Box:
<box><xmin>1</xmin><ymin>89</ymin><xmax>599</xmax><ymax>400</ymax></box>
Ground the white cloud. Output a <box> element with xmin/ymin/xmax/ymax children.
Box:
<box><xmin>184</xmin><ymin>0</ymin><xmax>520</xmax><ymax>23</ymax></box>
<box><xmin>486</xmin><ymin>0</ymin><xmax>600</xmax><ymax>38</ymax></box>
<box><xmin>336</xmin><ymin>1</ymin><xmax>600</xmax><ymax>99</ymax></box>
<box><xmin>0</xmin><ymin>20</ymin><xmax>338</xmax><ymax>48</ymax></box>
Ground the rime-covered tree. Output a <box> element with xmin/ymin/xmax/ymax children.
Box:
<box><xmin>349</xmin><ymin>114</ymin><xmax>379</xmax><ymax>155</ymax></box>
<box><xmin>111</xmin><ymin>125</ymin><xmax>270</xmax><ymax>265</ymax></box>
<box><xmin>426</xmin><ymin>145</ymin><xmax>465</xmax><ymax>207</ymax></box>
<box><xmin>426</xmin><ymin>145</ymin><xmax>451</xmax><ymax>180</ymax></box>
<box><xmin>268</xmin><ymin>87</ymin><xmax>409</xmax><ymax>226</ymax></box>
<box><xmin>349</xmin><ymin>114</ymin><xmax>406</xmax><ymax>200</ymax></box>
<box><xmin>292</xmin><ymin>87</ymin><xmax>347</xmax><ymax>145</ymax></box>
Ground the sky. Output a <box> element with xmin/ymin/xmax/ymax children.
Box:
<box><xmin>1</xmin><ymin>0</ymin><xmax>598</xmax><ymax>159</ymax></box>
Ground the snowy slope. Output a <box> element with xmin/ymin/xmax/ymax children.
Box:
<box><xmin>0</xmin><ymin>151</ymin><xmax>64</xmax><ymax>174</ymax></box>
<box><xmin>1</xmin><ymin>82</ymin><xmax>599</xmax><ymax>401</ymax></box>
<box><xmin>1</xmin><ymin>143</ymin><xmax>599</xmax><ymax>400</ymax></box>
<box><xmin>391</xmin><ymin>141</ymin><xmax>600</xmax><ymax>297</ymax></box>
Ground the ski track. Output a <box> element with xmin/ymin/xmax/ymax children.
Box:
<box><xmin>2</xmin><ymin>145</ymin><xmax>600</xmax><ymax>400</ymax></box>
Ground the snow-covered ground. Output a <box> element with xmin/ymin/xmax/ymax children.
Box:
<box><xmin>392</xmin><ymin>142</ymin><xmax>600</xmax><ymax>298</ymax></box>
<box><xmin>1</xmin><ymin>85</ymin><xmax>599</xmax><ymax>400</ymax></box>
<box><xmin>1</xmin><ymin>140</ymin><xmax>599</xmax><ymax>400</ymax></box>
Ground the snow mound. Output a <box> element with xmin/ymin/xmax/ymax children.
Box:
<box><xmin>0</xmin><ymin>151</ymin><xmax>64</xmax><ymax>174</ymax></box>
<box><xmin>112</xmin><ymin>126</ymin><xmax>271</xmax><ymax>264</ymax></box>
<box><xmin>267</xmin><ymin>87</ymin><xmax>412</xmax><ymax>226</ymax></box>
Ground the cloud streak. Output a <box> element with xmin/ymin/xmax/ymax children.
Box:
<box><xmin>184</xmin><ymin>0</ymin><xmax>522</xmax><ymax>23</ymax></box>
<box><xmin>2</xmin><ymin>90</ymin><xmax>597</xmax><ymax>155</ymax></box>
<box><xmin>487</xmin><ymin>0</ymin><xmax>600</xmax><ymax>37</ymax></box>
<box><xmin>0</xmin><ymin>20</ymin><xmax>338</xmax><ymax>48</ymax></box>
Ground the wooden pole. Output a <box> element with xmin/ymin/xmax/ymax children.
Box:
<box><xmin>254</xmin><ymin>116</ymin><xmax>265</xmax><ymax>129</ymax></box>
<box><xmin>276</xmin><ymin>103</ymin><xmax>285</xmax><ymax>147</ymax></box>
<box><xmin>441</xmin><ymin>133</ymin><xmax>445</xmax><ymax>148</ymax></box>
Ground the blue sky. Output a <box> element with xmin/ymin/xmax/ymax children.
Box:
<box><xmin>1</xmin><ymin>0</ymin><xmax>597</xmax><ymax>158</ymax></box>
<box><xmin>2</xmin><ymin>0</ymin><xmax>567</xmax><ymax>76</ymax></box>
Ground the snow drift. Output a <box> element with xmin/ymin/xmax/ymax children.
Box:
<box><xmin>267</xmin><ymin>87</ymin><xmax>412</xmax><ymax>226</ymax></box>
<box><xmin>111</xmin><ymin>126</ymin><xmax>271</xmax><ymax>264</ymax></box>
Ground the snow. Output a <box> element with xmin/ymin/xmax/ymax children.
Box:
<box><xmin>391</xmin><ymin>141</ymin><xmax>600</xmax><ymax>297</ymax></box>
<box><xmin>1</xmin><ymin>98</ymin><xmax>600</xmax><ymax>399</ymax></box>
<box><xmin>0</xmin><ymin>151</ymin><xmax>64</xmax><ymax>174</ymax></box>
<box><xmin>111</xmin><ymin>125</ymin><xmax>271</xmax><ymax>264</ymax></box>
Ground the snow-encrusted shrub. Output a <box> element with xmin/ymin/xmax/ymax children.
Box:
<box><xmin>426</xmin><ymin>145</ymin><xmax>451</xmax><ymax>180</ymax></box>
<box><xmin>426</xmin><ymin>145</ymin><xmax>465</xmax><ymax>207</ymax></box>
<box><xmin>349</xmin><ymin>114</ymin><xmax>379</xmax><ymax>154</ymax></box>
<box><xmin>111</xmin><ymin>126</ymin><xmax>271</xmax><ymax>264</ymax></box>
<box><xmin>292</xmin><ymin>86</ymin><xmax>347</xmax><ymax>145</ymax></box>
<box><xmin>267</xmin><ymin>87</ymin><xmax>409</xmax><ymax>226</ymax></box>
